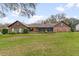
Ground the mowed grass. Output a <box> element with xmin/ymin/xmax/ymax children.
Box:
<box><xmin>0</xmin><ymin>32</ymin><xmax>79</xmax><ymax>56</ymax></box>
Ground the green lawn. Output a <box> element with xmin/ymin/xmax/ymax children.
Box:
<box><xmin>0</xmin><ymin>32</ymin><xmax>79</xmax><ymax>56</ymax></box>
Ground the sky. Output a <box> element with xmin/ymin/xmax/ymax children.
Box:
<box><xmin>0</xmin><ymin>3</ymin><xmax>79</xmax><ymax>24</ymax></box>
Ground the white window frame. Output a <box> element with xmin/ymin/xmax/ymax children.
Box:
<box><xmin>19</xmin><ymin>28</ymin><xmax>22</xmax><ymax>33</ymax></box>
<box><xmin>12</xmin><ymin>28</ymin><xmax>14</xmax><ymax>32</ymax></box>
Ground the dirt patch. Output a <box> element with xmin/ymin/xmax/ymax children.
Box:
<box><xmin>1</xmin><ymin>36</ymin><xmax>31</xmax><ymax>42</ymax></box>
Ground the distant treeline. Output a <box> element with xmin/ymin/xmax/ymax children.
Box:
<box><xmin>37</xmin><ymin>13</ymin><xmax>79</xmax><ymax>32</ymax></box>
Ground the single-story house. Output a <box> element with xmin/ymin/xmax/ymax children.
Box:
<box><xmin>28</xmin><ymin>21</ymin><xmax>71</xmax><ymax>32</ymax></box>
<box><xmin>28</xmin><ymin>23</ymin><xmax>55</xmax><ymax>32</ymax></box>
<box><xmin>8</xmin><ymin>21</ymin><xmax>71</xmax><ymax>33</ymax></box>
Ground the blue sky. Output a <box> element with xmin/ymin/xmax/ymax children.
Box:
<box><xmin>0</xmin><ymin>3</ymin><xmax>79</xmax><ymax>24</ymax></box>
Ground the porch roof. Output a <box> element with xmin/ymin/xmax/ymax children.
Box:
<box><xmin>27</xmin><ymin>23</ymin><xmax>57</xmax><ymax>28</ymax></box>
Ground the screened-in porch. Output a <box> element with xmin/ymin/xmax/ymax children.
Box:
<box><xmin>38</xmin><ymin>27</ymin><xmax>53</xmax><ymax>32</ymax></box>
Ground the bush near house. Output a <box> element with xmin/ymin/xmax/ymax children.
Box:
<box><xmin>71</xmin><ymin>28</ymin><xmax>75</xmax><ymax>32</ymax></box>
<box><xmin>45</xmin><ymin>29</ymin><xmax>48</xmax><ymax>33</ymax></box>
<box><xmin>23</xmin><ymin>29</ymin><xmax>29</xmax><ymax>33</ymax></box>
<box><xmin>2</xmin><ymin>29</ymin><xmax>8</xmax><ymax>34</ymax></box>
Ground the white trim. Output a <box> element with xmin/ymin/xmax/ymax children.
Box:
<box><xmin>12</xmin><ymin>28</ymin><xmax>14</xmax><ymax>32</ymax></box>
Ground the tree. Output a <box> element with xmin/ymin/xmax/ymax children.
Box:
<box><xmin>46</xmin><ymin>16</ymin><xmax>57</xmax><ymax>23</ymax></box>
<box><xmin>23</xmin><ymin>29</ymin><xmax>29</xmax><ymax>33</ymax></box>
<box><xmin>2</xmin><ymin>29</ymin><xmax>8</xmax><ymax>34</ymax></box>
<box><xmin>54</xmin><ymin>13</ymin><xmax>66</xmax><ymax>22</ymax></box>
<box><xmin>40</xmin><ymin>13</ymin><xmax>66</xmax><ymax>24</ymax></box>
<box><xmin>0</xmin><ymin>3</ymin><xmax>37</xmax><ymax>18</ymax></box>
<box><xmin>39</xmin><ymin>13</ymin><xmax>79</xmax><ymax>32</ymax></box>
<box><xmin>64</xmin><ymin>18</ymin><xmax>79</xmax><ymax>32</ymax></box>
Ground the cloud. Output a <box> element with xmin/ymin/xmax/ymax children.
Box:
<box><xmin>12</xmin><ymin>11</ymin><xmax>18</xmax><ymax>17</ymax></box>
<box><xmin>27</xmin><ymin>15</ymin><xmax>47</xmax><ymax>24</ymax></box>
<box><xmin>11</xmin><ymin>9</ymin><xmax>21</xmax><ymax>17</ymax></box>
<box><xmin>65</xmin><ymin>3</ymin><xmax>75</xmax><ymax>9</ymax></box>
<box><xmin>55</xmin><ymin>3</ymin><xmax>77</xmax><ymax>12</ymax></box>
<box><xmin>3</xmin><ymin>17</ymin><xmax>8</xmax><ymax>20</ymax></box>
<box><xmin>73</xmin><ymin>16</ymin><xmax>79</xmax><ymax>19</ymax></box>
<box><xmin>65</xmin><ymin>15</ymin><xmax>71</xmax><ymax>18</ymax></box>
<box><xmin>65</xmin><ymin>15</ymin><xmax>79</xmax><ymax>19</ymax></box>
<box><xmin>75</xmin><ymin>3</ymin><xmax>79</xmax><ymax>7</ymax></box>
<box><xmin>65</xmin><ymin>3</ymin><xmax>79</xmax><ymax>8</ymax></box>
<box><xmin>0</xmin><ymin>17</ymin><xmax>9</xmax><ymax>24</ymax></box>
<box><xmin>56</xmin><ymin>7</ymin><xmax>65</xmax><ymax>12</ymax></box>
<box><xmin>1</xmin><ymin>17</ymin><xmax>16</xmax><ymax>24</ymax></box>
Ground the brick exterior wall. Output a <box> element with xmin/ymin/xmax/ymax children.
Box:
<box><xmin>31</xmin><ymin>27</ymin><xmax>39</xmax><ymax>32</ymax></box>
<box><xmin>8</xmin><ymin>21</ymin><xmax>27</xmax><ymax>33</ymax></box>
<box><xmin>53</xmin><ymin>22</ymin><xmax>71</xmax><ymax>32</ymax></box>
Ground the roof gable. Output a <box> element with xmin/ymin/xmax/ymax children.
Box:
<box><xmin>28</xmin><ymin>23</ymin><xmax>57</xmax><ymax>28</ymax></box>
<box><xmin>53</xmin><ymin>21</ymin><xmax>70</xmax><ymax>27</ymax></box>
<box><xmin>8</xmin><ymin>21</ymin><xmax>27</xmax><ymax>27</ymax></box>
<box><xmin>28</xmin><ymin>21</ymin><xmax>69</xmax><ymax>28</ymax></box>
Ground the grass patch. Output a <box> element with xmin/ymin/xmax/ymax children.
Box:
<box><xmin>0</xmin><ymin>32</ymin><xmax>79</xmax><ymax>55</ymax></box>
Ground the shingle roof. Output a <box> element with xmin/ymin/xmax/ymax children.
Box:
<box><xmin>8</xmin><ymin>21</ymin><xmax>28</xmax><ymax>27</ymax></box>
<box><xmin>27</xmin><ymin>21</ymin><xmax>70</xmax><ymax>28</ymax></box>
<box><xmin>7</xmin><ymin>21</ymin><xmax>70</xmax><ymax>28</ymax></box>
<box><xmin>27</xmin><ymin>23</ymin><xmax>57</xmax><ymax>28</ymax></box>
<box><xmin>53</xmin><ymin>21</ymin><xmax>70</xmax><ymax>27</ymax></box>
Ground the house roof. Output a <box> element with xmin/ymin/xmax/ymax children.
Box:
<box><xmin>53</xmin><ymin>21</ymin><xmax>70</xmax><ymax>27</ymax></box>
<box><xmin>8</xmin><ymin>21</ymin><xmax>70</xmax><ymax>28</ymax></box>
<box><xmin>28</xmin><ymin>21</ymin><xmax>70</xmax><ymax>28</ymax></box>
<box><xmin>28</xmin><ymin>23</ymin><xmax>57</xmax><ymax>28</ymax></box>
<box><xmin>8</xmin><ymin>21</ymin><xmax>28</xmax><ymax>27</ymax></box>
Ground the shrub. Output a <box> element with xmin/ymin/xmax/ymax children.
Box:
<box><xmin>45</xmin><ymin>30</ymin><xmax>48</xmax><ymax>33</ymax></box>
<box><xmin>23</xmin><ymin>29</ymin><xmax>29</xmax><ymax>34</ymax></box>
<box><xmin>2</xmin><ymin>29</ymin><xmax>8</xmax><ymax>34</ymax></box>
<box><xmin>71</xmin><ymin>28</ymin><xmax>75</xmax><ymax>32</ymax></box>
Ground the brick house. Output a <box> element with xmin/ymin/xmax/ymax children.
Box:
<box><xmin>8</xmin><ymin>21</ymin><xmax>71</xmax><ymax>33</ymax></box>
<box><xmin>28</xmin><ymin>21</ymin><xmax>71</xmax><ymax>32</ymax></box>
<box><xmin>8</xmin><ymin>21</ymin><xmax>28</xmax><ymax>33</ymax></box>
<box><xmin>28</xmin><ymin>23</ymin><xmax>56</xmax><ymax>32</ymax></box>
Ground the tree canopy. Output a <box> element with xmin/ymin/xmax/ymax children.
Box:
<box><xmin>39</xmin><ymin>13</ymin><xmax>79</xmax><ymax>32</ymax></box>
<box><xmin>0</xmin><ymin>3</ymin><xmax>37</xmax><ymax>18</ymax></box>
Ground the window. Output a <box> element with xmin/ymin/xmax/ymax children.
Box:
<box><xmin>38</xmin><ymin>28</ymin><xmax>45</xmax><ymax>32</ymax></box>
<box><xmin>15</xmin><ymin>29</ymin><xmax>19</xmax><ymax>33</ymax></box>
<box><xmin>19</xmin><ymin>28</ymin><xmax>22</xmax><ymax>33</ymax></box>
<box><xmin>47</xmin><ymin>28</ymin><xmax>53</xmax><ymax>32</ymax></box>
<box><xmin>12</xmin><ymin>28</ymin><xmax>14</xmax><ymax>32</ymax></box>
